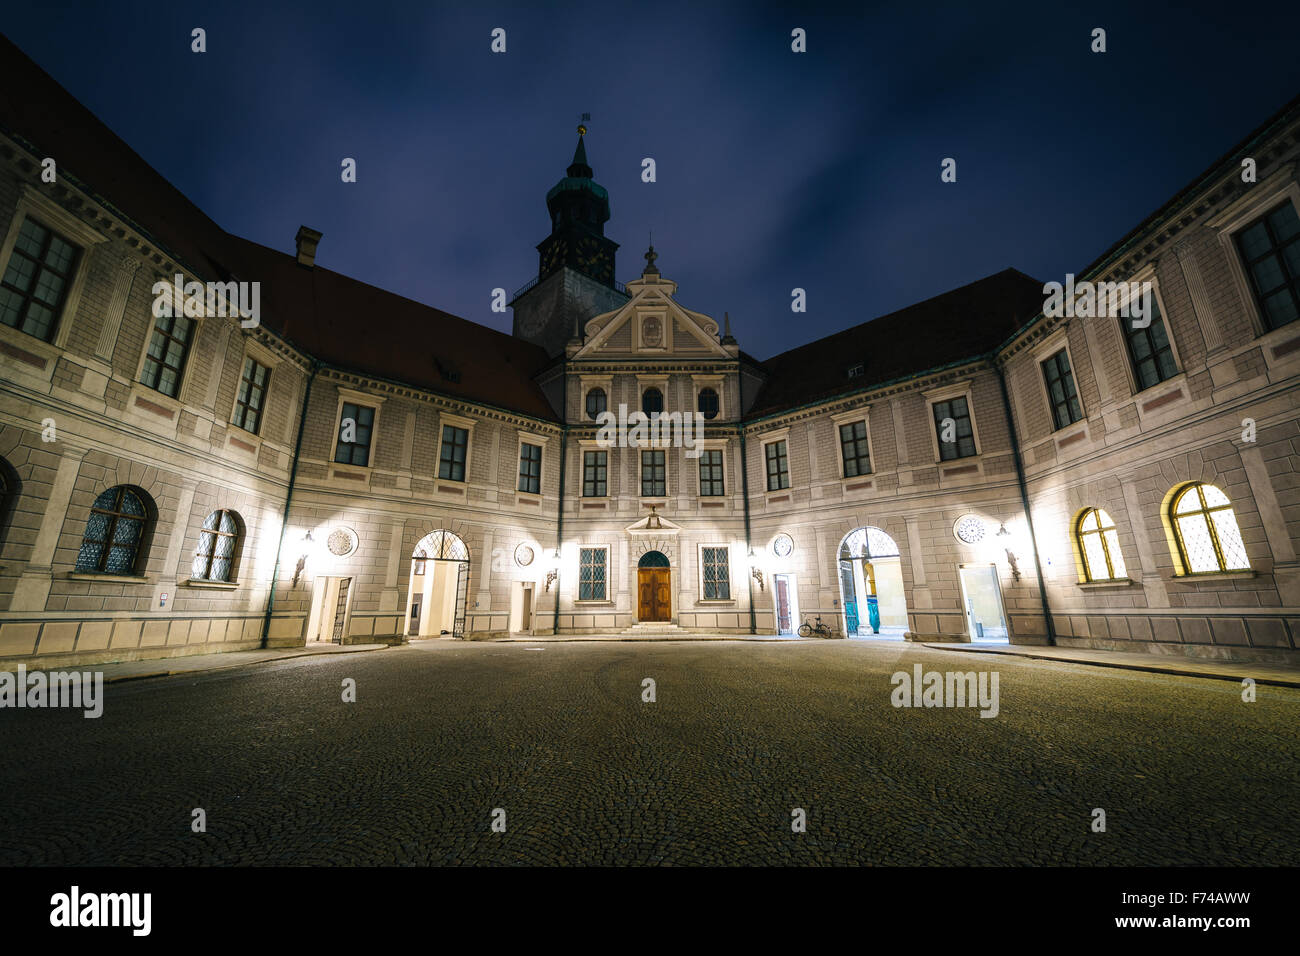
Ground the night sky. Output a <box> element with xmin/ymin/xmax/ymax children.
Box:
<box><xmin>5</xmin><ymin>1</ymin><xmax>1299</xmax><ymax>360</ymax></box>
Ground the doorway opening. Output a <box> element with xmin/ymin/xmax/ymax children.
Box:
<box><xmin>957</xmin><ymin>564</ymin><xmax>1009</xmax><ymax>642</ymax></box>
<box><xmin>510</xmin><ymin>582</ymin><xmax>535</xmax><ymax>634</ymax></box>
<box><xmin>306</xmin><ymin>576</ymin><xmax>354</xmax><ymax>644</ymax></box>
<box><xmin>773</xmin><ymin>573</ymin><xmax>800</xmax><ymax>636</ymax></box>
<box><xmin>404</xmin><ymin>530</ymin><xmax>471</xmax><ymax>639</ymax></box>
<box><xmin>837</xmin><ymin>527</ymin><xmax>909</xmax><ymax>639</ymax></box>
<box><xmin>636</xmin><ymin>550</ymin><xmax>671</xmax><ymax>622</ymax></box>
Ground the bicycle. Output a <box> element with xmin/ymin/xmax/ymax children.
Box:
<box><xmin>798</xmin><ymin>615</ymin><xmax>835</xmax><ymax>638</ymax></box>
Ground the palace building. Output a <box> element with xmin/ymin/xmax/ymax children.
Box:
<box><xmin>1</xmin><ymin>34</ymin><xmax>1298</xmax><ymax>666</ymax></box>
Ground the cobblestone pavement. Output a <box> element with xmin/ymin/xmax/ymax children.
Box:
<box><xmin>1</xmin><ymin>640</ymin><xmax>1296</xmax><ymax>865</ymax></box>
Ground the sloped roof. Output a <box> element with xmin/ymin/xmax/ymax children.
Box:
<box><xmin>750</xmin><ymin>268</ymin><xmax>1045</xmax><ymax>417</ymax></box>
<box><xmin>0</xmin><ymin>31</ymin><xmax>558</xmax><ymax>421</ymax></box>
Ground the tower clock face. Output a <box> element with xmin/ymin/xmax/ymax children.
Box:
<box><xmin>541</xmin><ymin>238</ymin><xmax>568</xmax><ymax>275</ymax></box>
<box><xmin>575</xmin><ymin>237</ymin><xmax>611</xmax><ymax>280</ymax></box>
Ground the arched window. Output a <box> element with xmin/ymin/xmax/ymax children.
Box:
<box><xmin>76</xmin><ymin>485</ymin><xmax>151</xmax><ymax>574</ymax></box>
<box><xmin>642</xmin><ymin>387</ymin><xmax>664</xmax><ymax>415</ymax></box>
<box><xmin>1076</xmin><ymin>508</ymin><xmax>1126</xmax><ymax>581</ymax></box>
<box><xmin>413</xmin><ymin>549</ymin><xmax>427</xmax><ymax>575</ymax></box>
<box><xmin>698</xmin><ymin>387</ymin><xmax>719</xmax><ymax>420</ymax></box>
<box><xmin>192</xmin><ymin>509</ymin><xmax>242</xmax><ymax>582</ymax></box>
<box><xmin>585</xmin><ymin>388</ymin><xmax>607</xmax><ymax>420</ymax></box>
<box><xmin>1170</xmin><ymin>482</ymin><xmax>1251</xmax><ymax>574</ymax></box>
<box><xmin>0</xmin><ymin>456</ymin><xmax>17</xmax><ymax>549</ymax></box>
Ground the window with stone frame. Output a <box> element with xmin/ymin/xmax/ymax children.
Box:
<box><xmin>1234</xmin><ymin>199</ymin><xmax>1300</xmax><ymax>331</ymax></box>
<box><xmin>0</xmin><ymin>216</ymin><xmax>80</xmax><ymax>342</ymax></box>
<box><xmin>641</xmin><ymin>449</ymin><xmax>666</xmax><ymax>497</ymax></box>
<box><xmin>140</xmin><ymin>312</ymin><xmax>196</xmax><ymax>399</ymax></box>
<box><xmin>765</xmin><ymin>440</ymin><xmax>790</xmax><ymax>491</ymax></box>
<box><xmin>1121</xmin><ymin>302</ymin><xmax>1179</xmax><ymax>390</ymax></box>
<box><xmin>698</xmin><ymin>449</ymin><xmax>724</xmax><ymax>496</ymax></box>
<box><xmin>583</xmin><ymin>450</ymin><xmax>607</xmax><ymax>497</ymax></box>
<box><xmin>931</xmin><ymin>396</ymin><xmax>976</xmax><ymax>460</ymax></box>
<box><xmin>518</xmin><ymin>442</ymin><xmax>542</xmax><ymax>494</ymax></box>
<box><xmin>1041</xmin><ymin>349</ymin><xmax>1083</xmax><ymax>430</ymax></box>
<box><xmin>838</xmin><ymin>420</ymin><xmax>871</xmax><ymax>476</ymax></box>
<box><xmin>231</xmin><ymin>357</ymin><xmax>270</xmax><ymax>434</ymax></box>
<box><xmin>579</xmin><ymin>547</ymin><xmax>607</xmax><ymax>600</ymax></box>
<box><xmin>75</xmin><ymin>485</ymin><xmax>151</xmax><ymax>575</ymax></box>
<box><xmin>334</xmin><ymin>402</ymin><xmax>375</xmax><ymax>466</ymax></box>
<box><xmin>438</xmin><ymin>425</ymin><xmax>469</xmax><ymax>481</ymax></box>
<box><xmin>701</xmin><ymin>546</ymin><xmax>731</xmax><ymax>600</ymax></box>
<box><xmin>192</xmin><ymin>509</ymin><xmax>242</xmax><ymax>582</ymax></box>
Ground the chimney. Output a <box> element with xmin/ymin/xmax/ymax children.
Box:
<box><xmin>295</xmin><ymin>226</ymin><xmax>322</xmax><ymax>267</ymax></box>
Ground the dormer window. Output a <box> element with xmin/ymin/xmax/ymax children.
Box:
<box><xmin>847</xmin><ymin>363</ymin><xmax>864</xmax><ymax>379</ymax></box>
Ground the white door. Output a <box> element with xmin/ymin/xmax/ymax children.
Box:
<box><xmin>957</xmin><ymin>565</ymin><xmax>1009</xmax><ymax>642</ymax></box>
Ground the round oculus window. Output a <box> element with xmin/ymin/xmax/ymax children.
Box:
<box><xmin>327</xmin><ymin>527</ymin><xmax>359</xmax><ymax>557</ymax></box>
<box><xmin>514</xmin><ymin>543</ymin><xmax>535</xmax><ymax>567</ymax></box>
<box><xmin>772</xmin><ymin>533</ymin><xmax>794</xmax><ymax>557</ymax></box>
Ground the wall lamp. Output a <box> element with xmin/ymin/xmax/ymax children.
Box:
<box><xmin>291</xmin><ymin>530</ymin><xmax>314</xmax><ymax>587</ymax></box>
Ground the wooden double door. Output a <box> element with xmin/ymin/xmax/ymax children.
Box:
<box><xmin>637</xmin><ymin>568</ymin><xmax>671</xmax><ymax>622</ymax></box>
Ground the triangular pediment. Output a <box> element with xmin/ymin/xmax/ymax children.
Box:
<box><xmin>625</xmin><ymin>507</ymin><xmax>681</xmax><ymax>536</ymax></box>
<box><xmin>573</xmin><ymin>271</ymin><xmax>730</xmax><ymax>361</ymax></box>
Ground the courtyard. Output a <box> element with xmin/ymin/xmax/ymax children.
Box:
<box><xmin>0</xmin><ymin>639</ymin><xmax>1295</xmax><ymax>866</ymax></box>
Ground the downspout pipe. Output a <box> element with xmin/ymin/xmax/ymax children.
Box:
<box><xmin>738</xmin><ymin>364</ymin><xmax>757</xmax><ymax>634</ymax></box>
<box><xmin>994</xmin><ymin>361</ymin><xmax>1056</xmax><ymax>646</ymax></box>
<box><xmin>261</xmin><ymin>358</ymin><xmax>321</xmax><ymax>648</ymax></box>
<box><xmin>552</xmin><ymin>370</ymin><xmax>567</xmax><ymax>635</ymax></box>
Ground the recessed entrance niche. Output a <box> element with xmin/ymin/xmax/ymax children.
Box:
<box><xmin>637</xmin><ymin>550</ymin><xmax>671</xmax><ymax>622</ymax></box>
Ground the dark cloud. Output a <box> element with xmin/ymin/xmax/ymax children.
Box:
<box><xmin>5</xmin><ymin>0</ymin><xmax>1299</xmax><ymax>360</ymax></box>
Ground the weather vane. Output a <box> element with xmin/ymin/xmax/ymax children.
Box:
<box><xmin>578</xmin><ymin>112</ymin><xmax>591</xmax><ymax>135</ymax></box>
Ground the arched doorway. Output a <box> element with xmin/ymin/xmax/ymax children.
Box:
<box><xmin>837</xmin><ymin>527</ymin><xmax>909</xmax><ymax>639</ymax></box>
<box><xmin>405</xmin><ymin>530</ymin><xmax>470</xmax><ymax>639</ymax></box>
<box><xmin>637</xmin><ymin>550</ymin><xmax>671</xmax><ymax>622</ymax></box>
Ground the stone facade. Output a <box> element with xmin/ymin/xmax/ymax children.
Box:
<box><xmin>1</xmin><ymin>48</ymin><xmax>1298</xmax><ymax>666</ymax></box>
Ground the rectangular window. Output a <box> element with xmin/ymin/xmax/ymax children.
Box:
<box><xmin>231</xmin><ymin>357</ymin><xmax>270</xmax><ymax>434</ymax></box>
<box><xmin>334</xmin><ymin>402</ymin><xmax>375</xmax><ymax>466</ymax></box>
<box><xmin>0</xmin><ymin>217</ymin><xmax>80</xmax><ymax>341</ymax></box>
<box><xmin>518</xmin><ymin>442</ymin><xmax>542</xmax><ymax>494</ymax></box>
<box><xmin>838</xmin><ymin>420</ymin><xmax>871</xmax><ymax>477</ymax></box>
<box><xmin>701</xmin><ymin>546</ymin><xmax>731</xmax><ymax>600</ymax></box>
<box><xmin>579</xmin><ymin>547</ymin><xmax>607</xmax><ymax>601</ymax></box>
<box><xmin>438</xmin><ymin>425</ymin><xmax>469</xmax><ymax>481</ymax></box>
<box><xmin>583</xmin><ymin>450</ymin><xmax>607</xmax><ymax>497</ymax></box>
<box><xmin>765</xmin><ymin>440</ymin><xmax>790</xmax><ymax>491</ymax></box>
<box><xmin>1122</xmin><ymin>301</ymin><xmax>1179</xmax><ymax>390</ymax></box>
<box><xmin>932</xmin><ymin>396</ymin><xmax>976</xmax><ymax>460</ymax></box>
<box><xmin>1235</xmin><ymin>200</ymin><xmax>1300</xmax><ymax>331</ymax></box>
<box><xmin>698</xmin><ymin>449</ymin><xmax>724</xmax><ymax>496</ymax></box>
<box><xmin>641</xmin><ymin>449</ymin><xmax>666</xmax><ymax>497</ymax></box>
<box><xmin>1040</xmin><ymin>349</ymin><xmax>1082</xmax><ymax>430</ymax></box>
<box><xmin>140</xmin><ymin>312</ymin><xmax>196</xmax><ymax>398</ymax></box>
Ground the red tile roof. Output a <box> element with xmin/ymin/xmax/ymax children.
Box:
<box><xmin>0</xmin><ymin>31</ymin><xmax>558</xmax><ymax>421</ymax></box>
<box><xmin>750</xmin><ymin>268</ymin><xmax>1045</xmax><ymax>417</ymax></box>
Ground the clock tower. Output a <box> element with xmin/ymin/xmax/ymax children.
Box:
<box><xmin>511</xmin><ymin>126</ymin><xmax>628</xmax><ymax>357</ymax></box>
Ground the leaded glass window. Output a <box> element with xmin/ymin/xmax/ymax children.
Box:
<box><xmin>579</xmin><ymin>547</ymin><xmax>607</xmax><ymax>601</ymax></box>
<box><xmin>192</xmin><ymin>509</ymin><xmax>240</xmax><ymax>582</ymax></box>
<box><xmin>1076</xmin><ymin>508</ymin><xmax>1126</xmax><ymax>581</ymax></box>
<box><xmin>76</xmin><ymin>486</ymin><xmax>149</xmax><ymax>574</ymax></box>
<box><xmin>1171</xmin><ymin>482</ymin><xmax>1250</xmax><ymax>574</ymax></box>
<box><xmin>702</xmin><ymin>546</ymin><xmax>731</xmax><ymax>600</ymax></box>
